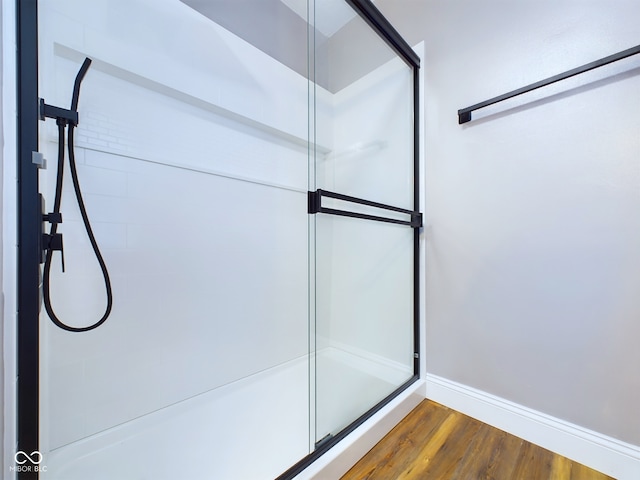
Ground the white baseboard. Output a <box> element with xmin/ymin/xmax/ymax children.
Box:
<box><xmin>426</xmin><ymin>374</ymin><xmax>640</xmax><ymax>480</ymax></box>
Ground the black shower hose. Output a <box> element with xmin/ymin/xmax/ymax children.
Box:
<box><xmin>42</xmin><ymin>58</ymin><xmax>113</xmax><ymax>332</ymax></box>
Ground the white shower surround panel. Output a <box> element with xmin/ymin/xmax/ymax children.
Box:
<box><xmin>38</xmin><ymin>0</ymin><xmax>315</xmax><ymax>453</ymax></box>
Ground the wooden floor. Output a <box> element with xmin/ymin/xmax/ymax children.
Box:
<box><xmin>341</xmin><ymin>400</ymin><xmax>614</xmax><ymax>480</ymax></box>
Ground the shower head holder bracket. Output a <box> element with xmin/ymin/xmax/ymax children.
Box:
<box><xmin>39</xmin><ymin>97</ymin><xmax>79</xmax><ymax>126</ymax></box>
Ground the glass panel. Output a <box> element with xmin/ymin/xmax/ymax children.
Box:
<box><xmin>312</xmin><ymin>2</ymin><xmax>416</xmax><ymax>442</ymax></box>
<box><xmin>37</xmin><ymin>1</ymin><xmax>310</xmax><ymax>478</ymax></box>
<box><xmin>313</xmin><ymin>0</ymin><xmax>415</xmax><ymax>210</ymax></box>
<box><xmin>315</xmin><ymin>215</ymin><xmax>414</xmax><ymax>439</ymax></box>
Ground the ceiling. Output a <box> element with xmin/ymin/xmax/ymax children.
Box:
<box><xmin>179</xmin><ymin>0</ymin><xmax>383</xmax><ymax>91</ymax></box>
<box><xmin>279</xmin><ymin>0</ymin><xmax>360</xmax><ymax>37</ymax></box>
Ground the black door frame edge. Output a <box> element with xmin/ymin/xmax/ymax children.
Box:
<box><xmin>16</xmin><ymin>0</ymin><xmax>40</xmax><ymax>479</ymax></box>
<box><xmin>345</xmin><ymin>0</ymin><xmax>420</xmax><ymax>68</ymax></box>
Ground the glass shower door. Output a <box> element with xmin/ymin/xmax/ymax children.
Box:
<box><xmin>22</xmin><ymin>0</ymin><xmax>418</xmax><ymax>478</ymax></box>
<box><xmin>36</xmin><ymin>1</ymin><xmax>311</xmax><ymax>478</ymax></box>
<box><xmin>310</xmin><ymin>1</ymin><xmax>419</xmax><ymax>444</ymax></box>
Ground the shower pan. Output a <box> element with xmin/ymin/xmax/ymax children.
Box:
<box><xmin>15</xmin><ymin>0</ymin><xmax>421</xmax><ymax>478</ymax></box>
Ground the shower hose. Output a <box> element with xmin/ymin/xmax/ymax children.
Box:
<box><xmin>42</xmin><ymin>57</ymin><xmax>113</xmax><ymax>332</ymax></box>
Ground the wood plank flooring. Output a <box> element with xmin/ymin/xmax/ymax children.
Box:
<box><xmin>340</xmin><ymin>399</ymin><xmax>614</xmax><ymax>480</ymax></box>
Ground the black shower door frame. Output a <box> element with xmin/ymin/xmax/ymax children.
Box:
<box><xmin>283</xmin><ymin>1</ymin><xmax>421</xmax><ymax>477</ymax></box>
<box><xmin>15</xmin><ymin>1</ymin><xmax>420</xmax><ymax>479</ymax></box>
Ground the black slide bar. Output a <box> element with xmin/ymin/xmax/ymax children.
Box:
<box><xmin>308</xmin><ymin>189</ymin><xmax>422</xmax><ymax>228</ymax></box>
<box><xmin>345</xmin><ymin>0</ymin><xmax>420</xmax><ymax>69</ymax></box>
<box><xmin>458</xmin><ymin>44</ymin><xmax>640</xmax><ymax>124</ymax></box>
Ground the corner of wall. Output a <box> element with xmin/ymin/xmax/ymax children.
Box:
<box><xmin>426</xmin><ymin>374</ymin><xmax>640</xmax><ymax>480</ymax></box>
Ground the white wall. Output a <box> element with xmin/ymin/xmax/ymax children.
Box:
<box><xmin>378</xmin><ymin>0</ymin><xmax>640</xmax><ymax>457</ymax></box>
<box><xmin>0</xmin><ymin>2</ymin><xmax>5</xmax><ymax>475</ymax></box>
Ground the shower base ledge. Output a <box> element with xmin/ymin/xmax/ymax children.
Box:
<box><xmin>41</xmin><ymin>355</ymin><xmax>310</xmax><ymax>480</ymax></box>
<box><xmin>40</xmin><ymin>348</ymin><xmax>422</xmax><ymax>480</ymax></box>
<box><xmin>294</xmin><ymin>378</ymin><xmax>426</xmax><ymax>480</ymax></box>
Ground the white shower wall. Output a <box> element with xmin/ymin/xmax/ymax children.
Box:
<box><xmin>38</xmin><ymin>0</ymin><xmax>318</xmax><ymax>452</ymax></box>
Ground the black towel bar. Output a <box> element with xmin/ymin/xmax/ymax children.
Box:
<box><xmin>458</xmin><ymin>44</ymin><xmax>640</xmax><ymax>124</ymax></box>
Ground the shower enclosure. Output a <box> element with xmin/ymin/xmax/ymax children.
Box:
<box><xmin>16</xmin><ymin>0</ymin><xmax>420</xmax><ymax>478</ymax></box>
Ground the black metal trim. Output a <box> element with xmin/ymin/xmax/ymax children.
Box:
<box><xmin>308</xmin><ymin>189</ymin><xmax>422</xmax><ymax>228</ymax></box>
<box><xmin>317</xmin><ymin>189</ymin><xmax>417</xmax><ymax>216</ymax></box>
<box><xmin>276</xmin><ymin>374</ymin><xmax>419</xmax><ymax>480</ymax></box>
<box><xmin>318</xmin><ymin>206</ymin><xmax>419</xmax><ymax>227</ymax></box>
<box><xmin>17</xmin><ymin>0</ymin><xmax>40</xmax><ymax>479</ymax></box>
<box><xmin>345</xmin><ymin>0</ymin><xmax>420</xmax><ymax>69</ymax></box>
<box><xmin>412</xmin><ymin>65</ymin><xmax>421</xmax><ymax>375</ymax></box>
<box><xmin>307</xmin><ymin>190</ymin><xmax>320</xmax><ymax>216</ymax></box>
<box><xmin>458</xmin><ymin>44</ymin><xmax>640</xmax><ymax>124</ymax></box>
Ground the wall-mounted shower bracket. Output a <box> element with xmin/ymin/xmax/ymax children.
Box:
<box><xmin>39</xmin><ymin>98</ymin><xmax>79</xmax><ymax>126</ymax></box>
